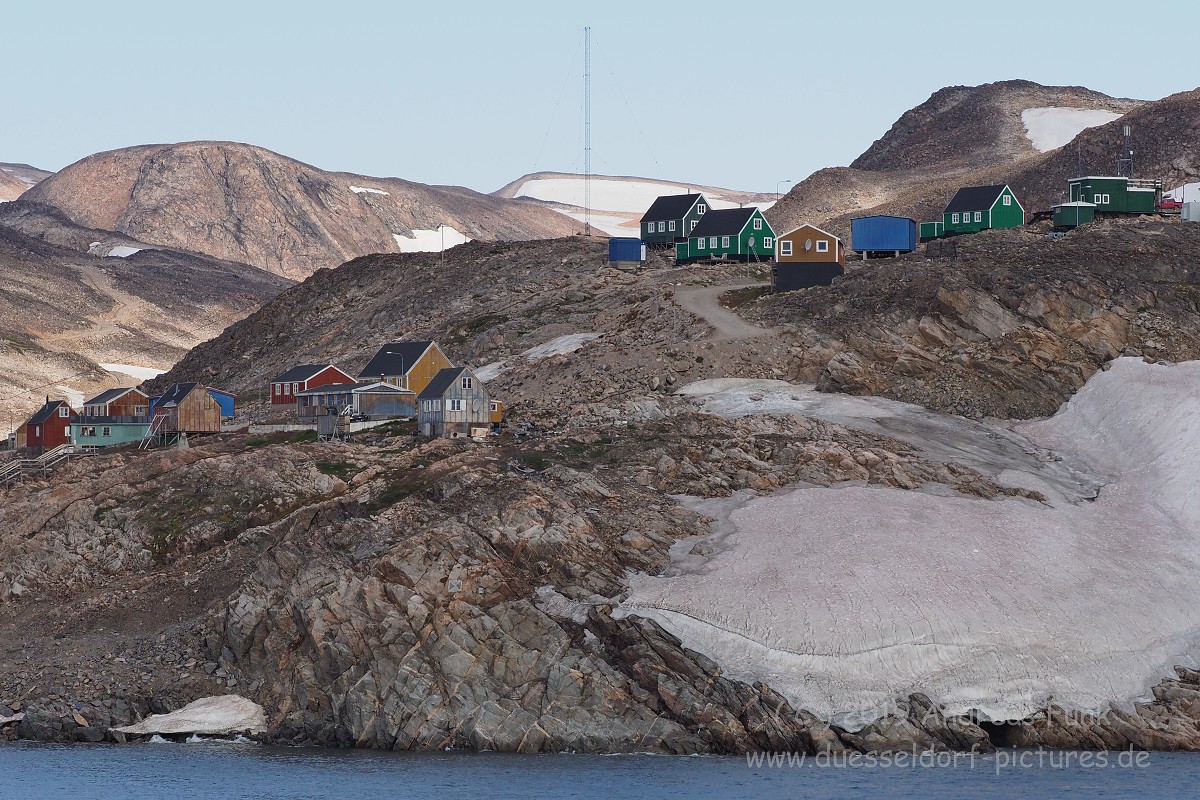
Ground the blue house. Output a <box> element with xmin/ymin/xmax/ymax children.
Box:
<box><xmin>206</xmin><ymin>387</ymin><xmax>237</xmax><ymax>419</ymax></box>
<box><xmin>850</xmin><ymin>216</ymin><xmax>918</xmax><ymax>257</ymax></box>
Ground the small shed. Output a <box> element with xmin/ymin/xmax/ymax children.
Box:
<box><xmin>1052</xmin><ymin>202</ymin><xmax>1097</xmax><ymax>229</ymax></box>
<box><xmin>608</xmin><ymin>237</ymin><xmax>645</xmax><ymax>268</ymax></box>
<box><xmin>417</xmin><ymin>367</ymin><xmax>491</xmax><ymax>438</ymax></box>
<box><xmin>851</xmin><ymin>216</ymin><xmax>917</xmax><ymax>256</ymax></box>
<box><xmin>641</xmin><ymin>193</ymin><xmax>709</xmax><ymax>246</ymax></box>
<box><xmin>152</xmin><ymin>383</ymin><xmax>222</xmax><ymax>433</ymax></box>
<box><xmin>919</xmin><ymin>221</ymin><xmax>944</xmax><ymax>242</ymax></box>
<box><xmin>1183</xmin><ymin>202</ymin><xmax>1200</xmax><ymax>223</ymax></box>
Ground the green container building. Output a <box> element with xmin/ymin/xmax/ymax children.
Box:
<box><xmin>675</xmin><ymin>207</ymin><xmax>775</xmax><ymax>263</ymax></box>
<box><xmin>1052</xmin><ymin>202</ymin><xmax>1097</xmax><ymax>229</ymax></box>
<box><xmin>1068</xmin><ymin>176</ymin><xmax>1160</xmax><ymax>214</ymax></box>
<box><xmin>941</xmin><ymin>184</ymin><xmax>1024</xmax><ymax>235</ymax></box>
<box><xmin>919</xmin><ymin>221</ymin><xmax>944</xmax><ymax>242</ymax></box>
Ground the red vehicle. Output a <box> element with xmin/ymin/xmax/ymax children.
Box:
<box><xmin>1158</xmin><ymin>196</ymin><xmax>1183</xmax><ymax>210</ymax></box>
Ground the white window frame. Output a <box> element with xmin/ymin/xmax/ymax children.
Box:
<box><xmin>709</xmin><ymin>236</ymin><xmax>717</xmax><ymax>249</ymax></box>
<box><xmin>690</xmin><ymin>220</ymin><xmax>697</xmax><ymax>231</ymax></box>
<box><xmin>274</xmin><ymin>384</ymin><xmax>281</xmax><ymax>396</ymax></box>
<box><xmin>721</xmin><ymin>236</ymin><xmax>730</xmax><ymax>248</ymax></box>
<box><xmin>697</xmin><ymin>204</ymin><xmax>706</xmax><ymax>214</ymax></box>
<box><xmin>292</xmin><ymin>382</ymin><xmax>299</xmax><ymax>394</ymax></box>
<box><xmin>102</xmin><ymin>426</ymin><xmax>111</xmax><ymax>437</ymax></box>
<box><xmin>1003</xmin><ymin>195</ymin><xmax>1012</xmax><ymax>206</ymax></box>
<box><xmin>951</xmin><ymin>213</ymin><xmax>960</xmax><ymax>223</ymax></box>
<box><xmin>668</xmin><ymin>220</ymin><xmax>676</xmax><ymax>232</ymax></box>
<box><xmin>658</xmin><ymin>221</ymin><xmax>666</xmax><ymax>232</ymax></box>
<box><xmin>816</xmin><ymin>240</ymin><xmax>829</xmax><ymax>253</ymax></box>
<box><xmin>58</xmin><ymin>407</ymin><xmax>69</xmax><ymax>418</ymax></box>
<box><xmin>283</xmin><ymin>384</ymin><xmax>291</xmax><ymax>395</ymax></box>
<box><xmin>753</xmin><ymin>218</ymin><xmax>763</xmax><ymax>230</ymax></box>
<box><xmin>461</xmin><ymin>376</ymin><xmax>473</xmax><ymax>389</ymax></box>
<box><xmin>697</xmin><ymin>238</ymin><xmax>706</xmax><ymax>250</ymax></box>
<box><xmin>974</xmin><ymin>211</ymin><xmax>982</xmax><ymax>222</ymax></box>
<box><xmin>764</xmin><ymin>237</ymin><xmax>773</xmax><ymax>249</ymax></box>
<box><xmin>781</xmin><ymin>240</ymin><xmax>792</xmax><ymax>256</ymax></box>
<box><xmin>448</xmin><ymin>399</ymin><xmax>463</xmax><ymax>412</ymax></box>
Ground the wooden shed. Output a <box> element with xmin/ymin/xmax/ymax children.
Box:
<box><xmin>152</xmin><ymin>383</ymin><xmax>223</xmax><ymax>434</ymax></box>
<box><xmin>358</xmin><ymin>341</ymin><xmax>453</xmax><ymax>396</ymax></box>
<box><xmin>417</xmin><ymin>367</ymin><xmax>491</xmax><ymax>438</ymax></box>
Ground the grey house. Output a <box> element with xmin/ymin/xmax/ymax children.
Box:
<box><xmin>417</xmin><ymin>367</ymin><xmax>491</xmax><ymax>438</ymax></box>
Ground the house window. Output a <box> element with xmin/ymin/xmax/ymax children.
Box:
<box><xmin>461</xmin><ymin>376</ymin><xmax>473</xmax><ymax>389</ymax></box>
<box><xmin>274</xmin><ymin>384</ymin><xmax>280</xmax><ymax>396</ymax></box>
<box><xmin>690</xmin><ymin>220</ymin><xmax>697</xmax><ymax>231</ymax></box>
<box><xmin>283</xmin><ymin>384</ymin><xmax>290</xmax><ymax>395</ymax></box>
<box><xmin>292</xmin><ymin>382</ymin><xmax>299</xmax><ymax>394</ymax></box>
<box><xmin>951</xmin><ymin>213</ymin><xmax>960</xmax><ymax>223</ymax></box>
<box><xmin>781</xmin><ymin>241</ymin><xmax>792</xmax><ymax>256</ymax></box>
<box><xmin>973</xmin><ymin>212</ymin><xmax>981</xmax><ymax>222</ymax></box>
<box><xmin>721</xmin><ymin>236</ymin><xmax>730</xmax><ymax>248</ymax></box>
<box><xmin>58</xmin><ymin>407</ymin><xmax>69</xmax><ymax>417</ymax></box>
<box><xmin>658</xmin><ymin>221</ymin><xmax>666</xmax><ymax>232</ymax></box>
<box><xmin>697</xmin><ymin>204</ymin><xmax>706</xmax><ymax>214</ymax></box>
<box><xmin>668</xmin><ymin>220</ymin><xmax>675</xmax><ymax>232</ymax></box>
<box><xmin>753</xmin><ymin>218</ymin><xmax>762</xmax><ymax>230</ymax></box>
<box><xmin>1003</xmin><ymin>195</ymin><xmax>1012</xmax><ymax>206</ymax></box>
<box><xmin>34</xmin><ymin>426</ymin><xmax>40</xmax><ymax>437</ymax></box>
<box><xmin>697</xmin><ymin>238</ymin><xmax>706</xmax><ymax>250</ymax></box>
<box><xmin>102</xmin><ymin>427</ymin><xmax>111</xmax><ymax>437</ymax></box>
<box><xmin>816</xmin><ymin>240</ymin><xmax>829</xmax><ymax>252</ymax></box>
<box><xmin>646</xmin><ymin>223</ymin><xmax>654</xmax><ymax>234</ymax></box>
<box><xmin>764</xmin><ymin>237</ymin><xmax>772</xmax><ymax>249</ymax></box>
<box><xmin>448</xmin><ymin>399</ymin><xmax>463</xmax><ymax>412</ymax></box>
<box><xmin>709</xmin><ymin>237</ymin><xmax>717</xmax><ymax>248</ymax></box>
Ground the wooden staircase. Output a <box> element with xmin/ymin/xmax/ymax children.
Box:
<box><xmin>0</xmin><ymin>444</ymin><xmax>83</xmax><ymax>486</ymax></box>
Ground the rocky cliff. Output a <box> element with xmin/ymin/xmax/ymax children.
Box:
<box><xmin>9</xmin><ymin>142</ymin><xmax>582</xmax><ymax>280</ymax></box>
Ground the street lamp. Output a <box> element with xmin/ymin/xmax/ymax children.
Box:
<box><xmin>776</xmin><ymin>179</ymin><xmax>793</xmax><ymax>199</ymax></box>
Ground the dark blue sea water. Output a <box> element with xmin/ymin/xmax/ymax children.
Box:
<box><xmin>1</xmin><ymin>742</ymin><xmax>1196</xmax><ymax>799</ymax></box>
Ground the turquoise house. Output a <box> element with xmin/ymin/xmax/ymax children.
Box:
<box><xmin>72</xmin><ymin>417</ymin><xmax>151</xmax><ymax>447</ymax></box>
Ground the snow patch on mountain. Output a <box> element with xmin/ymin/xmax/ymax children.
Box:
<box><xmin>393</xmin><ymin>226</ymin><xmax>471</xmax><ymax>253</ymax></box>
<box><xmin>625</xmin><ymin>359</ymin><xmax>1200</xmax><ymax>725</ymax></box>
<box><xmin>1022</xmin><ymin>107</ymin><xmax>1124</xmax><ymax>152</ymax></box>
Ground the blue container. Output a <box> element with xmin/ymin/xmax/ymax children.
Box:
<box><xmin>608</xmin><ymin>237</ymin><xmax>645</xmax><ymax>262</ymax></box>
<box><xmin>206</xmin><ymin>388</ymin><xmax>237</xmax><ymax>418</ymax></box>
<box><xmin>851</xmin><ymin>216</ymin><xmax>918</xmax><ymax>253</ymax></box>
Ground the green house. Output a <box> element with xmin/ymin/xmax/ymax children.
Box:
<box><xmin>71</xmin><ymin>417</ymin><xmax>151</xmax><ymax>448</ymax></box>
<box><xmin>675</xmin><ymin>207</ymin><xmax>775</xmax><ymax>263</ymax></box>
<box><xmin>641</xmin><ymin>193</ymin><xmax>710</xmax><ymax>246</ymax></box>
<box><xmin>941</xmin><ymin>184</ymin><xmax>1024</xmax><ymax>235</ymax></box>
<box><xmin>1068</xmin><ymin>176</ymin><xmax>1160</xmax><ymax>214</ymax></box>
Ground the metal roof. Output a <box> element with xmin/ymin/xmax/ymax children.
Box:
<box><xmin>358</xmin><ymin>341</ymin><xmax>435</xmax><ymax>379</ymax></box>
<box><xmin>82</xmin><ymin>387</ymin><xmax>142</xmax><ymax>407</ymax></box>
<box><xmin>28</xmin><ymin>399</ymin><xmax>69</xmax><ymax>425</ymax></box>
<box><xmin>418</xmin><ymin>367</ymin><xmax>468</xmax><ymax>400</ymax></box>
<box><xmin>154</xmin><ymin>382</ymin><xmax>198</xmax><ymax>408</ymax></box>
<box><xmin>296</xmin><ymin>381</ymin><xmax>414</xmax><ymax>396</ymax></box>
<box><xmin>641</xmin><ymin>193</ymin><xmax>704</xmax><ymax>223</ymax></box>
<box><xmin>273</xmin><ymin>364</ymin><xmax>341</xmax><ymax>383</ymax></box>
<box><xmin>690</xmin><ymin>207</ymin><xmax>757</xmax><ymax>238</ymax></box>
<box><xmin>944</xmin><ymin>185</ymin><xmax>1008</xmax><ymax>214</ymax></box>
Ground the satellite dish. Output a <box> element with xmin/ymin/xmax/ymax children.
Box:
<box><xmin>805</xmin><ymin>239</ymin><xmax>813</xmax><ymax>251</ymax></box>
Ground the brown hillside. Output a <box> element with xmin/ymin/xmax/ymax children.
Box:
<box><xmin>12</xmin><ymin>141</ymin><xmax>581</xmax><ymax>280</ymax></box>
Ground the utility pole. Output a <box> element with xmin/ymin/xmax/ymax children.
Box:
<box><xmin>583</xmin><ymin>25</ymin><xmax>592</xmax><ymax>236</ymax></box>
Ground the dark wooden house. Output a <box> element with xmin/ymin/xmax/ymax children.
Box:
<box><xmin>271</xmin><ymin>364</ymin><xmax>355</xmax><ymax>405</ymax></box>
<box><xmin>24</xmin><ymin>398</ymin><xmax>75</xmax><ymax>452</ymax></box>
<box><xmin>358</xmin><ymin>341</ymin><xmax>453</xmax><ymax>396</ymax></box>
<box><xmin>417</xmin><ymin>367</ymin><xmax>491</xmax><ymax>438</ymax></box>
<box><xmin>640</xmin><ymin>193</ymin><xmax>709</xmax><ymax>246</ymax></box>
<box><xmin>151</xmin><ymin>383</ymin><xmax>223</xmax><ymax>434</ymax></box>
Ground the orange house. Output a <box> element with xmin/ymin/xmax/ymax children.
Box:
<box><xmin>772</xmin><ymin>223</ymin><xmax>846</xmax><ymax>292</ymax></box>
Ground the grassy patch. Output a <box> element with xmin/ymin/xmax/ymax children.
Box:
<box><xmin>367</xmin><ymin>472</ymin><xmax>430</xmax><ymax>513</ymax></box>
<box><xmin>720</xmin><ymin>286</ymin><xmax>771</xmax><ymax>309</ymax></box>
<box><xmin>246</xmin><ymin>430</ymin><xmax>318</xmax><ymax>448</ymax></box>
<box><xmin>315</xmin><ymin>460</ymin><xmax>357</xmax><ymax>481</ymax></box>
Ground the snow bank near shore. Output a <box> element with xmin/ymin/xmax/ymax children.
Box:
<box><xmin>113</xmin><ymin>695</ymin><xmax>266</xmax><ymax>736</ymax></box>
<box><xmin>625</xmin><ymin>359</ymin><xmax>1200</xmax><ymax>724</ymax></box>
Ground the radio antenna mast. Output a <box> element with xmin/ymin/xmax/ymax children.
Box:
<box><xmin>583</xmin><ymin>26</ymin><xmax>592</xmax><ymax>236</ymax></box>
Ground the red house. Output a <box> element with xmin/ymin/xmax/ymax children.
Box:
<box><xmin>270</xmin><ymin>364</ymin><xmax>355</xmax><ymax>405</ymax></box>
<box><xmin>24</xmin><ymin>398</ymin><xmax>75</xmax><ymax>452</ymax></box>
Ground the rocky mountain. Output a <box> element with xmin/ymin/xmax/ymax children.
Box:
<box><xmin>8</xmin><ymin>142</ymin><xmax>582</xmax><ymax>280</ymax></box>
<box><xmin>0</xmin><ymin>223</ymin><xmax>290</xmax><ymax>418</ymax></box>
<box><xmin>766</xmin><ymin>80</ymin><xmax>1200</xmax><ymax>240</ymax></box>
<box><xmin>0</xmin><ymin>162</ymin><xmax>51</xmax><ymax>201</ymax></box>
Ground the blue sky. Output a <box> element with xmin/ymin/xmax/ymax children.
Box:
<box><xmin>4</xmin><ymin>1</ymin><xmax>1192</xmax><ymax>193</ymax></box>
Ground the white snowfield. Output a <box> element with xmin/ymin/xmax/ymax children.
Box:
<box><xmin>55</xmin><ymin>386</ymin><xmax>84</xmax><ymax>408</ymax></box>
<box><xmin>87</xmin><ymin>242</ymin><xmax>144</xmax><ymax>258</ymax></box>
<box><xmin>475</xmin><ymin>333</ymin><xmax>602</xmax><ymax>382</ymax></box>
<box><xmin>112</xmin><ymin>695</ymin><xmax>266</xmax><ymax>735</ymax></box>
<box><xmin>1022</xmin><ymin>107</ymin><xmax>1123</xmax><ymax>153</ymax></box>
<box><xmin>100</xmin><ymin>363</ymin><xmax>167</xmax><ymax>381</ymax></box>
<box><xmin>624</xmin><ymin>359</ymin><xmax>1200</xmax><ymax>725</ymax></box>
<box><xmin>392</xmin><ymin>225</ymin><xmax>471</xmax><ymax>253</ymax></box>
<box><xmin>350</xmin><ymin>185</ymin><xmax>389</xmax><ymax>196</ymax></box>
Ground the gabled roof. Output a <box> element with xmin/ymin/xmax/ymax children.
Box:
<box><xmin>273</xmin><ymin>364</ymin><xmax>343</xmax><ymax>383</ymax></box>
<box><xmin>418</xmin><ymin>367</ymin><xmax>469</xmax><ymax>400</ymax></box>
<box><xmin>778</xmin><ymin>223</ymin><xmax>842</xmax><ymax>244</ymax></box>
<box><xmin>83</xmin><ymin>387</ymin><xmax>143</xmax><ymax>407</ymax></box>
<box><xmin>690</xmin><ymin>207</ymin><xmax>757</xmax><ymax>238</ymax></box>
<box><xmin>28</xmin><ymin>400</ymin><xmax>69</xmax><ymax>425</ymax></box>
<box><xmin>641</xmin><ymin>193</ymin><xmax>704</xmax><ymax>223</ymax></box>
<box><xmin>296</xmin><ymin>381</ymin><xmax>414</xmax><ymax>396</ymax></box>
<box><xmin>944</xmin><ymin>185</ymin><xmax>1009</xmax><ymax>214</ymax></box>
<box><xmin>154</xmin><ymin>382</ymin><xmax>198</xmax><ymax>408</ymax></box>
<box><xmin>358</xmin><ymin>341</ymin><xmax>435</xmax><ymax>379</ymax></box>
